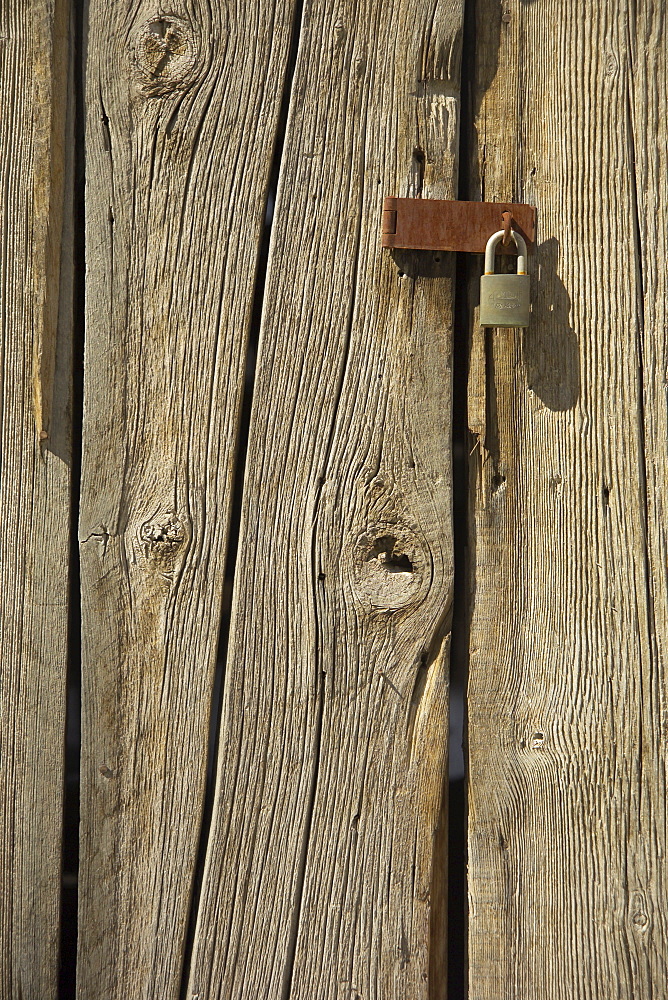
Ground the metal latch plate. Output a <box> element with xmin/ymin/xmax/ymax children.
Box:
<box><xmin>381</xmin><ymin>198</ymin><xmax>536</xmax><ymax>253</ymax></box>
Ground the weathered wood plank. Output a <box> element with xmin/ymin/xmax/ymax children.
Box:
<box><xmin>466</xmin><ymin>0</ymin><xmax>668</xmax><ymax>995</ymax></box>
<box><xmin>0</xmin><ymin>1</ymin><xmax>73</xmax><ymax>996</ymax></box>
<box><xmin>78</xmin><ymin>1</ymin><xmax>297</xmax><ymax>996</ymax></box>
<box><xmin>624</xmin><ymin>0</ymin><xmax>668</xmax><ymax>988</ymax></box>
<box><xmin>187</xmin><ymin>2</ymin><xmax>462</xmax><ymax>996</ymax></box>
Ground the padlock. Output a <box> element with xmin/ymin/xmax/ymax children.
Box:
<box><xmin>479</xmin><ymin>229</ymin><xmax>530</xmax><ymax>328</ymax></box>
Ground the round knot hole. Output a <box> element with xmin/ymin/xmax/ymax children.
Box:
<box><xmin>352</xmin><ymin>525</ymin><xmax>429</xmax><ymax>611</ymax></box>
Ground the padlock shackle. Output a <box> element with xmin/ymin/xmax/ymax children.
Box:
<box><xmin>484</xmin><ymin>230</ymin><xmax>528</xmax><ymax>275</ymax></box>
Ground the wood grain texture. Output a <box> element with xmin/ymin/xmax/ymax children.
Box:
<box><xmin>466</xmin><ymin>0</ymin><xmax>668</xmax><ymax>995</ymax></box>
<box><xmin>78</xmin><ymin>1</ymin><xmax>297</xmax><ymax>996</ymax></box>
<box><xmin>187</xmin><ymin>2</ymin><xmax>462</xmax><ymax>997</ymax></box>
<box><xmin>0</xmin><ymin>1</ymin><xmax>73</xmax><ymax>996</ymax></box>
<box><xmin>32</xmin><ymin>0</ymin><xmax>70</xmax><ymax>438</ymax></box>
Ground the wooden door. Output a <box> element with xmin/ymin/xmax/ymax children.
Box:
<box><xmin>0</xmin><ymin>0</ymin><xmax>666</xmax><ymax>998</ymax></box>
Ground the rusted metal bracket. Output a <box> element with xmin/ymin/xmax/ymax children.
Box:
<box><xmin>381</xmin><ymin>198</ymin><xmax>536</xmax><ymax>254</ymax></box>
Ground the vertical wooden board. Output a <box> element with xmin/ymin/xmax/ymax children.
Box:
<box><xmin>466</xmin><ymin>0</ymin><xmax>668</xmax><ymax>996</ymax></box>
<box><xmin>78</xmin><ymin>0</ymin><xmax>296</xmax><ymax>996</ymax></box>
<box><xmin>0</xmin><ymin>1</ymin><xmax>73</xmax><ymax>997</ymax></box>
<box><xmin>626</xmin><ymin>0</ymin><xmax>668</xmax><ymax>987</ymax></box>
<box><xmin>188</xmin><ymin>1</ymin><xmax>462</xmax><ymax>997</ymax></box>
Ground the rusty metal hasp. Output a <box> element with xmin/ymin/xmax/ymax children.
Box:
<box><xmin>381</xmin><ymin>198</ymin><xmax>536</xmax><ymax>254</ymax></box>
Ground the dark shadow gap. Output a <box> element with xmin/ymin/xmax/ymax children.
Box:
<box><xmin>448</xmin><ymin>258</ymin><xmax>470</xmax><ymax>1000</ymax></box>
<box><xmin>59</xmin><ymin>0</ymin><xmax>86</xmax><ymax>994</ymax></box>
<box><xmin>177</xmin><ymin>1</ymin><xmax>305</xmax><ymax>995</ymax></box>
<box><xmin>448</xmin><ymin>0</ymin><xmax>477</xmax><ymax>995</ymax></box>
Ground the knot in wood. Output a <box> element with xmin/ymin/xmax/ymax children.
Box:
<box><xmin>333</xmin><ymin>20</ymin><xmax>346</xmax><ymax>46</ymax></box>
<box><xmin>351</xmin><ymin>524</ymin><xmax>430</xmax><ymax>611</ymax></box>
<box><xmin>139</xmin><ymin>511</ymin><xmax>188</xmax><ymax>567</ymax></box>
<box><xmin>630</xmin><ymin>890</ymin><xmax>650</xmax><ymax>931</ymax></box>
<box><xmin>132</xmin><ymin>14</ymin><xmax>200</xmax><ymax>97</ymax></box>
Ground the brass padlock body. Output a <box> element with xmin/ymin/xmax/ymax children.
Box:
<box><xmin>479</xmin><ymin>230</ymin><xmax>530</xmax><ymax>328</ymax></box>
<box><xmin>479</xmin><ymin>272</ymin><xmax>531</xmax><ymax>328</ymax></box>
